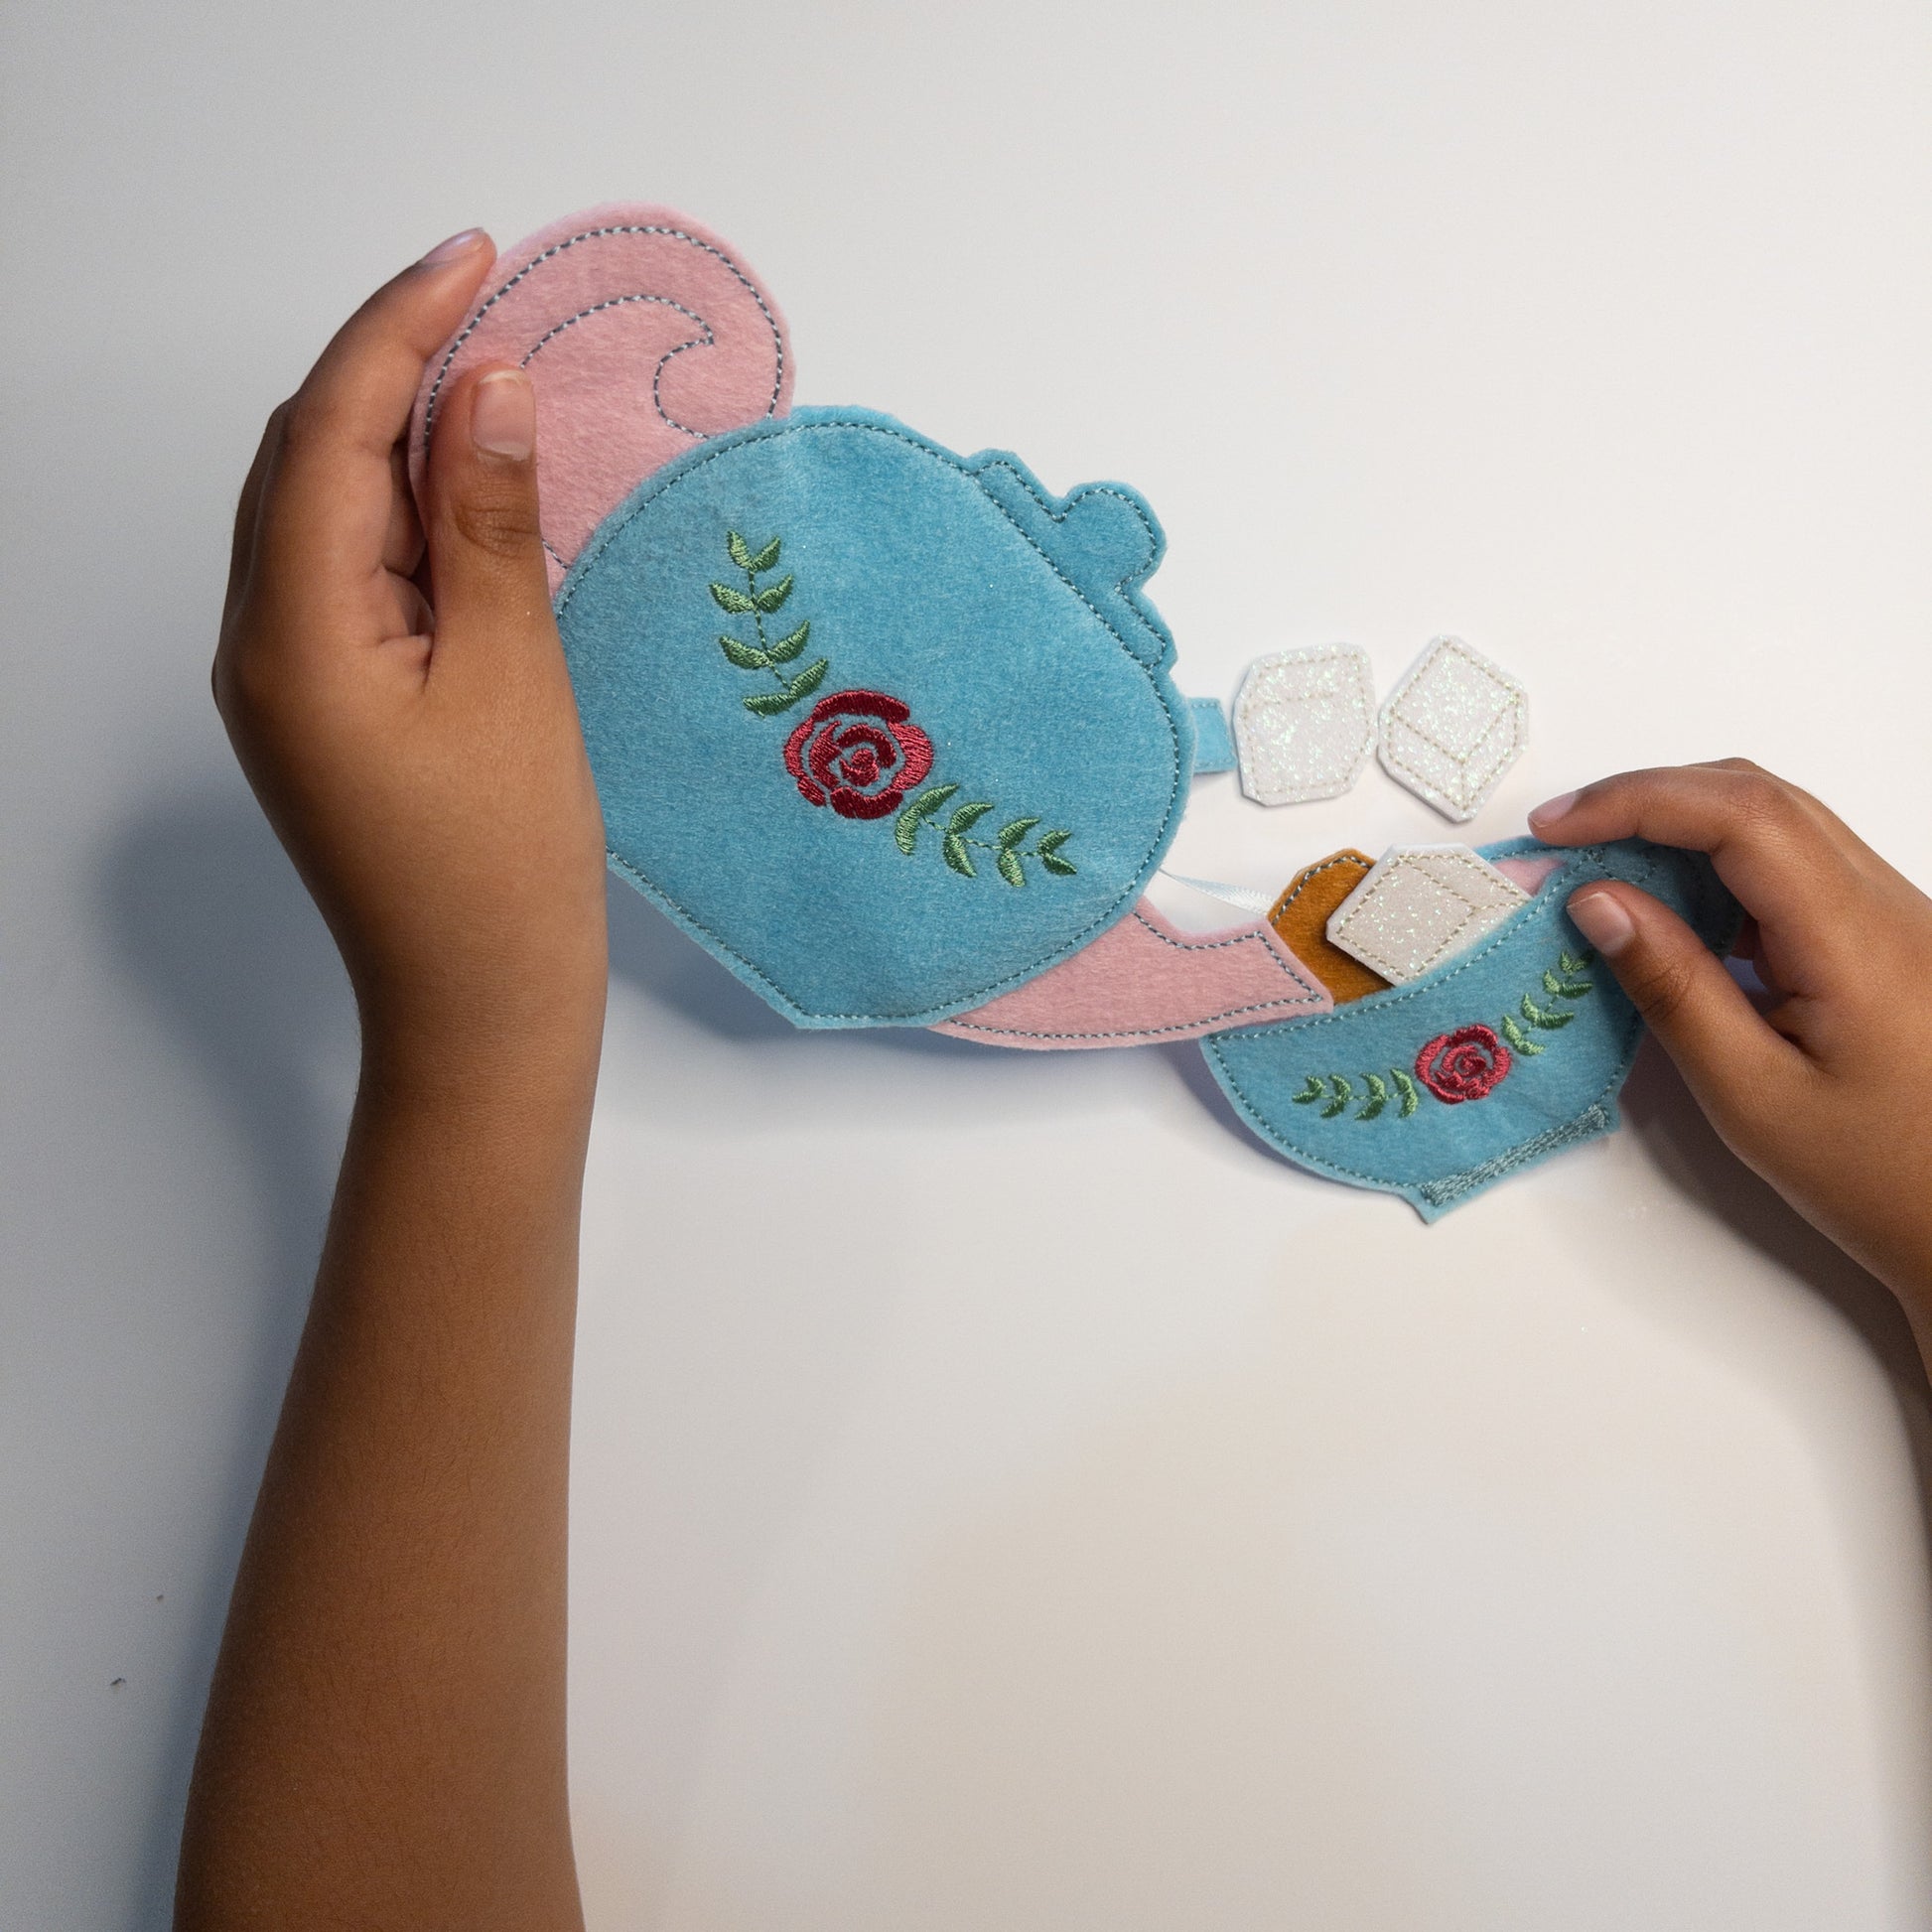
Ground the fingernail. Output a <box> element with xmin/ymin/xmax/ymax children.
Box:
<box><xmin>1567</xmin><ymin>888</ymin><xmax>1635</xmax><ymax>956</ymax></box>
<box><xmin>471</xmin><ymin>370</ymin><xmax>533</xmax><ymax>459</ymax></box>
<box><xmin>1528</xmin><ymin>789</ymin><xmax>1579</xmax><ymax>831</ymax></box>
<box><xmin>418</xmin><ymin>226</ymin><xmax>487</xmax><ymax>267</ymax></box>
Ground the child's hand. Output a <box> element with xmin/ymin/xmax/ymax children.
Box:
<box><xmin>213</xmin><ymin>230</ymin><xmax>608</xmax><ymax>1083</ymax></box>
<box><xmin>1530</xmin><ymin>762</ymin><xmax>1932</xmax><ymax>1305</ymax></box>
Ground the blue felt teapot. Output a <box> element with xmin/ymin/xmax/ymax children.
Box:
<box><xmin>410</xmin><ymin>204</ymin><xmax>1738</xmax><ymax>1218</ymax></box>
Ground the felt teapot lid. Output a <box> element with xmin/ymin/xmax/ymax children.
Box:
<box><xmin>411</xmin><ymin>205</ymin><xmax>1193</xmax><ymax>1028</ymax></box>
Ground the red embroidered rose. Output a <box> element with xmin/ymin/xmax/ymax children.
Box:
<box><xmin>783</xmin><ymin>689</ymin><xmax>935</xmax><ymax>820</ymax></box>
<box><xmin>1415</xmin><ymin>1024</ymin><xmax>1512</xmax><ymax>1104</ymax></box>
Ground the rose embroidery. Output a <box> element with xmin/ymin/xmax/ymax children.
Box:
<box><xmin>1414</xmin><ymin>1024</ymin><xmax>1512</xmax><ymax>1104</ymax></box>
<box><xmin>784</xmin><ymin>690</ymin><xmax>934</xmax><ymax>820</ymax></box>
<box><xmin>710</xmin><ymin>527</ymin><xmax>1076</xmax><ymax>885</ymax></box>
<box><xmin>1293</xmin><ymin>949</ymin><xmax>1595</xmax><ymax>1122</ymax></box>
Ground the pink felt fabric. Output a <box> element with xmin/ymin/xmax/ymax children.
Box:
<box><xmin>408</xmin><ymin>204</ymin><xmax>794</xmax><ymax>591</ymax></box>
<box><xmin>1492</xmin><ymin>852</ymin><xmax>1564</xmax><ymax>895</ymax></box>
<box><xmin>932</xmin><ymin>900</ymin><xmax>1333</xmax><ymax>1049</ymax></box>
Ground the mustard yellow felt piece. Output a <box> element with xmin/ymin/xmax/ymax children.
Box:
<box><xmin>1267</xmin><ymin>849</ymin><xmax>1392</xmax><ymax>1005</ymax></box>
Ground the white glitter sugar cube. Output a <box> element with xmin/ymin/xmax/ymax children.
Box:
<box><xmin>1376</xmin><ymin>635</ymin><xmax>1527</xmax><ymax>822</ymax></box>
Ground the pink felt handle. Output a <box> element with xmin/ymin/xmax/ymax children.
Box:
<box><xmin>408</xmin><ymin>204</ymin><xmax>794</xmax><ymax>591</ymax></box>
<box><xmin>932</xmin><ymin>900</ymin><xmax>1333</xmax><ymax>1049</ymax></box>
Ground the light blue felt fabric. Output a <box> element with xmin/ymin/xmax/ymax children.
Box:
<box><xmin>1186</xmin><ymin>697</ymin><xmax>1236</xmax><ymax>774</ymax></box>
<box><xmin>556</xmin><ymin>408</ymin><xmax>1193</xmax><ymax>1027</ymax></box>
<box><xmin>1201</xmin><ymin>838</ymin><xmax>1741</xmax><ymax>1219</ymax></box>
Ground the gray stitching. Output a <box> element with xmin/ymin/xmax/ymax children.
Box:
<box><xmin>1416</xmin><ymin>1107</ymin><xmax>1612</xmax><ymax>1207</ymax></box>
<box><xmin>941</xmin><ymin>909</ymin><xmax>1324</xmax><ymax>1039</ymax></box>
<box><xmin>944</xmin><ymin>997</ymin><xmax>1324</xmax><ymax>1041</ymax></box>
<box><xmin>1328</xmin><ymin>850</ymin><xmax>1529</xmax><ymax>981</ymax></box>
<box><xmin>1233</xmin><ymin>644</ymin><xmax>1376</xmax><ymax>802</ymax></box>
<box><xmin>1269</xmin><ymin>850</ymin><xmax>1372</xmax><ymax>918</ymax></box>
<box><xmin>519</xmin><ymin>293</ymin><xmax>714</xmax><ymax>441</ymax></box>
<box><xmin>1255</xmin><ymin>849</ymin><xmax>1608</xmax><ymax>1040</ymax></box>
<box><xmin>1201</xmin><ymin>848</ymin><xmax>1666</xmax><ymax>1193</ymax></box>
<box><xmin>421</xmin><ymin>224</ymin><xmax>784</xmax><ymax>447</ymax></box>
<box><xmin>1378</xmin><ymin>639</ymin><xmax>1526</xmax><ymax>806</ymax></box>
<box><xmin>576</xmin><ymin>417</ymin><xmax>1186</xmax><ymax>1026</ymax></box>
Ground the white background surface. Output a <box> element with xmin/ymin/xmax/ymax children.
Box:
<box><xmin>6</xmin><ymin>2</ymin><xmax>1932</xmax><ymax>1925</ymax></box>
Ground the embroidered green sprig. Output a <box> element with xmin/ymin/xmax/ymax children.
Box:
<box><xmin>1293</xmin><ymin>946</ymin><xmax>1596</xmax><ymax>1125</ymax></box>
<box><xmin>1497</xmin><ymin>949</ymin><xmax>1595</xmax><ymax>1055</ymax></box>
<box><xmin>712</xmin><ymin>532</ymin><xmax>831</xmax><ymax>715</ymax></box>
<box><xmin>711</xmin><ymin>523</ymin><xmax>1078</xmax><ymax>887</ymax></box>
<box><xmin>893</xmin><ymin>785</ymin><xmax>1076</xmax><ymax>887</ymax></box>
<box><xmin>1293</xmin><ymin>1068</ymin><xmax>1421</xmax><ymax>1121</ymax></box>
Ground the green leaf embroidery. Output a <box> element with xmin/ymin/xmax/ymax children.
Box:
<box><xmin>904</xmin><ymin>783</ymin><xmax>959</xmax><ymax>822</ymax></box>
<box><xmin>784</xmin><ymin>658</ymin><xmax>828</xmax><ymax>703</ymax></box>
<box><xmin>1293</xmin><ymin>1075</ymin><xmax>1326</xmax><ymax>1106</ymax></box>
<box><xmin>708</xmin><ymin>523</ymin><xmax>1076</xmax><ymax>890</ymax></box>
<box><xmin>743</xmin><ymin>688</ymin><xmax>803</xmax><ymax>717</ymax></box>
<box><xmin>1559</xmin><ymin>948</ymin><xmax>1596</xmax><ymax>975</ymax></box>
<box><xmin>1320</xmin><ymin>1076</ymin><xmax>1353</xmax><ymax>1119</ymax></box>
<box><xmin>719</xmin><ymin>634</ymin><xmax>770</xmax><ymax>671</ymax></box>
<box><xmin>1544</xmin><ymin>969</ymin><xmax>1593</xmax><ymax>1000</ymax></box>
<box><xmin>1520</xmin><ymin>993</ymin><xmax>1575</xmax><ymax>1031</ymax></box>
<box><xmin>1356</xmin><ymin>1072</ymin><xmax>1388</xmax><ymax>1121</ymax></box>
<box><xmin>894</xmin><ymin>782</ymin><xmax>960</xmax><ymax>855</ymax></box>
<box><xmin>766</xmin><ymin>619</ymin><xmax>810</xmax><ymax>664</ymax></box>
<box><xmin>1499</xmin><ymin>1012</ymin><xmax>1545</xmax><ymax>1055</ymax></box>
<box><xmin>1391</xmin><ymin>1068</ymin><xmax>1421</xmax><ymax>1117</ymax></box>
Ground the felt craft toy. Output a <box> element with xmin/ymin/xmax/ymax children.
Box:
<box><xmin>1377</xmin><ymin>635</ymin><xmax>1529</xmax><ymax>821</ymax></box>
<box><xmin>412</xmin><ymin>205</ymin><xmax>1739</xmax><ymax>1219</ymax></box>
<box><xmin>1232</xmin><ymin>643</ymin><xmax>1378</xmax><ymax>805</ymax></box>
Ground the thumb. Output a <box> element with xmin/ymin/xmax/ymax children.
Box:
<box><xmin>1566</xmin><ymin>882</ymin><xmax>1792</xmax><ymax>1107</ymax></box>
<box><xmin>421</xmin><ymin>363</ymin><xmax>553</xmax><ymax>650</ymax></box>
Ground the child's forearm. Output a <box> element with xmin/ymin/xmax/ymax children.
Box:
<box><xmin>179</xmin><ymin>230</ymin><xmax>610</xmax><ymax>1930</ymax></box>
<box><xmin>176</xmin><ymin>1026</ymin><xmax>600</xmax><ymax>1930</ymax></box>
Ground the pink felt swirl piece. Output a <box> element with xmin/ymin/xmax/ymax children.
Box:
<box><xmin>408</xmin><ymin>203</ymin><xmax>794</xmax><ymax>591</ymax></box>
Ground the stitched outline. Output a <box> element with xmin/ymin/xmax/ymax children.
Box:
<box><xmin>1417</xmin><ymin>1106</ymin><xmax>1612</xmax><ymax>1208</ymax></box>
<box><xmin>1327</xmin><ymin>849</ymin><xmax>1529</xmax><ymax>982</ymax></box>
<box><xmin>421</xmin><ymin>222</ymin><xmax>785</xmax><ymax>448</ymax></box>
<box><xmin>565</xmin><ymin>413</ymin><xmax>1186</xmax><ymax>1026</ymax></box>
<box><xmin>1202</xmin><ymin>845</ymin><xmax>1671</xmax><ymax>1196</ymax></box>
<box><xmin>520</xmin><ymin>292</ymin><xmax>715</xmax><ymax>440</ymax></box>
<box><xmin>1233</xmin><ymin>643</ymin><xmax>1378</xmax><ymax>805</ymax></box>
<box><xmin>1377</xmin><ymin>638</ymin><xmax>1526</xmax><ymax>816</ymax></box>
<box><xmin>966</xmin><ymin>461</ymin><xmax>1173</xmax><ymax>670</ymax></box>
<box><xmin>1267</xmin><ymin>849</ymin><xmax>1373</xmax><ymax>922</ymax></box>
<box><xmin>1295</xmin><ymin>943</ymin><xmax>1597</xmax><ymax>1123</ymax></box>
<box><xmin>941</xmin><ymin>909</ymin><xmax>1326</xmax><ymax>1040</ymax></box>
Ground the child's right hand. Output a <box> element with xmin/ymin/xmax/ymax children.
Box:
<box><xmin>1529</xmin><ymin>762</ymin><xmax>1932</xmax><ymax>1307</ymax></box>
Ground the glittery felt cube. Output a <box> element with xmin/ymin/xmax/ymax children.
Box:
<box><xmin>1232</xmin><ymin>643</ymin><xmax>1377</xmax><ymax>805</ymax></box>
<box><xmin>1376</xmin><ymin>636</ymin><xmax>1527</xmax><ymax>822</ymax></box>
<box><xmin>1324</xmin><ymin>844</ymin><xmax>1530</xmax><ymax>984</ymax></box>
